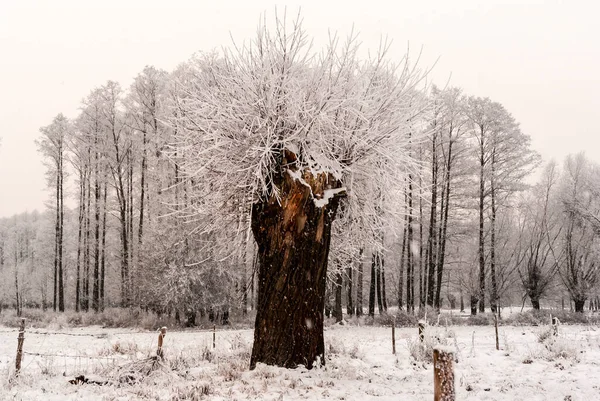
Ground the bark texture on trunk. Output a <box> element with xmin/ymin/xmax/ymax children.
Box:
<box><xmin>250</xmin><ymin>169</ymin><xmax>341</xmax><ymax>370</ymax></box>
<box><xmin>574</xmin><ymin>299</ymin><xmax>585</xmax><ymax>313</ymax></box>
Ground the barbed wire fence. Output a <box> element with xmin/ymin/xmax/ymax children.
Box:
<box><xmin>0</xmin><ymin>322</ymin><xmax>229</xmax><ymax>378</ymax></box>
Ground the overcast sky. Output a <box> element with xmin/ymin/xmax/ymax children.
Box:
<box><xmin>0</xmin><ymin>0</ymin><xmax>598</xmax><ymax>217</ymax></box>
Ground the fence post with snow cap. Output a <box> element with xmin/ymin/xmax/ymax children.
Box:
<box><xmin>433</xmin><ymin>346</ymin><xmax>455</xmax><ymax>401</ymax></box>
<box><xmin>418</xmin><ymin>320</ymin><xmax>425</xmax><ymax>342</ymax></box>
<box><xmin>15</xmin><ymin>318</ymin><xmax>26</xmax><ymax>374</ymax></box>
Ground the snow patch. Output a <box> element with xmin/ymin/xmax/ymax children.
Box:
<box><xmin>433</xmin><ymin>345</ymin><xmax>455</xmax><ymax>354</ymax></box>
<box><xmin>314</xmin><ymin>188</ymin><xmax>346</xmax><ymax>208</ymax></box>
<box><xmin>286</xmin><ymin>169</ymin><xmax>312</xmax><ymax>190</ymax></box>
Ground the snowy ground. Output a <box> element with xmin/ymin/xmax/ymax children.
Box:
<box><xmin>1</xmin><ymin>322</ymin><xmax>599</xmax><ymax>400</ymax></box>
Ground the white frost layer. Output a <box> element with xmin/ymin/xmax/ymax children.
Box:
<box><xmin>433</xmin><ymin>345</ymin><xmax>456</xmax><ymax>354</ymax></box>
<box><xmin>286</xmin><ymin>169</ymin><xmax>345</xmax><ymax>208</ymax></box>
<box><xmin>287</xmin><ymin>169</ymin><xmax>312</xmax><ymax>190</ymax></box>
<box><xmin>314</xmin><ymin>188</ymin><xmax>346</xmax><ymax>208</ymax></box>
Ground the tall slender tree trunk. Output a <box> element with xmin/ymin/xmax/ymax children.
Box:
<box><xmin>92</xmin><ymin>135</ymin><xmax>101</xmax><ymax>312</ymax></box>
<box><xmin>435</xmin><ymin>138</ymin><xmax>453</xmax><ymax>310</ymax></box>
<box><xmin>426</xmin><ymin>131</ymin><xmax>438</xmax><ymax>307</ymax></box>
<box><xmin>14</xmin><ymin>246</ymin><xmax>20</xmax><ymax>317</ymax></box>
<box><xmin>75</xmin><ymin>175</ymin><xmax>84</xmax><ymax>312</ymax></box>
<box><xmin>249</xmin><ymin>169</ymin><xmax>342</xmax><ymax>369</ymax></box>
<box><xmin>128</xmin><ymin>148</ymin><xmax>134</xmax><ymax>304</ymax></box>
<box><xmin>489</xmin><ymin>149</ymin><xmax>498</xmax><ymax>313</ymax></box>
<box><xmin>356</xmin><ymin>248</ymin><xmax>364</xmax><ymax>316</ymax></box>
<box><xmin>100</xmin><ymin>172</ymin><xmax>108</xmax><ymax>310</ymax></box>
<box><xmin>478</xmin><ymin>126</ymin><xmax>486</xmax><ymax>313</ymax></box>
<box><xmin>84</xmin><ymin>164</ymin><xmax>92</xmax><ymax>312</ymax></box>
<box><xmin>138</xmin><ymin>130</ymin><xmax>148</xmax><ymax>300</ymax></box>
<box><xmin>334</xmin><ymin>270</ymin><xmax>343</xmax><ymax>322</ymax></box>
<box><xmin>58</xmin><ymin>148</ymin><xmax>64</xmax><ymax>312</ymax></box>
<box><xmin>347</xmin><ymin>263</ymin><xmax>354</xmax><ymax>316</ymax></box>
<box><xmin>53</xmin><ymin>170</ymin><xmax>59</xmax><ymax>312</ymax></box>
<box><xmin>398</xmin><ymin>225</ymin><xmax>406</xmax><ymax>310</ymax></box>
<box><xmin>418</xmin><ymin>148</ymin><xmax>425</xmax><ymax>310</ymax></box>
<box><xmin>381</xmin><ymin>248</ymin><xmax>388</xmax><ymax>311</ymax></box>
<box><xmin>407</xmin><ymin>175</ymin><xmax>415</xmax><ymax>313</ymax></box>
<box><xmin>376</xmin><ymin>252</ymin><xmax>384</xmax><ymax>314</ymax></box>
<box><xmin>369</xmin><ymin>252</ymin><xmax>377</xmax><ymax>317</ymax></box>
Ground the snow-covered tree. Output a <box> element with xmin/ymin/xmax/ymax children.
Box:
<box><xmin>169</xmin><ymin>16</ymin><xmax>428</xmax><ymax>369</ymax></box>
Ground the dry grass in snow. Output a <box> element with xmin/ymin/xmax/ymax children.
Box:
<box><xmin>1</xmin><ymin>322</ymin><xmax>599</xmax><ymax>400</ymax></box>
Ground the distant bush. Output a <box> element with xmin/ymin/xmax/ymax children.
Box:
<box><xmin>504</xmin><ymin>309</ymin><xmax>600</xmax><ymax>326</ymax></box>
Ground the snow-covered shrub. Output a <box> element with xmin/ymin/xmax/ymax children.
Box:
<box><xmin>407</xmin><ymin>328</ymin><xmax>451</xmax><ymax>364</ymax></box>
<box><xmin>536</xmin><ymin>326</ymin><xmax>555</xmax><ymax>343</ymax></box>
<box><xmin>541</xmin><ymin>338</ymin><xmax>579</xmax><ymax>362</ymax></box>
<box><xmin>466</xmin><ymin>313</ymin><xmax>494</xmax><ymax>326</ymax></box>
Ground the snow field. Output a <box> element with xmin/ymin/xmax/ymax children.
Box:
<box><xmin>0</xmin><ymin>324</ymin><xmax>599</xmax><ymax>400</ymax></box>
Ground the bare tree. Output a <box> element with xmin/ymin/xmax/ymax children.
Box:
<box><xmin>559</xmin><ymin>154</ymin><xmax>600</xmax><ymax>312</ymax></box>
<box><xmin>37</xmin><ymin>114</ymin><xmax>69</xmax><ymax>312</ymax></box>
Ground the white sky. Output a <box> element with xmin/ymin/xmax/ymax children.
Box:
<box><xmin>0</xmin><ymin>0</ymin><xmax>598</xmax><ymax>217</ymax></box>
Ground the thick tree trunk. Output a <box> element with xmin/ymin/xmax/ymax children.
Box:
<box><xmin>250</xmin><ymin>169</ymin><xmax>341</xmax><ymax>370</ymax></box>
<box><xmin>531</xmin><ymin>297</ymin><xmax>540</xmax><ymax>310</ymax></box>
<box><xmin>574</xmin><ymin>299</ymin><xmax>585</xmax><ymax>313</ymax></box>
<box><xmin>470</xmin><ymin>295</ymin><xmax>478</xmax><ymax>316</ymax></box>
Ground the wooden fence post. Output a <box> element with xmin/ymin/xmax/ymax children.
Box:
<box><xmin>213</xmin><ymin>325</ymin><xmax>216</xmax><ymax>349</ymax></box>
<box><xmin>418</xmin><ymin>320</ymin><xmax>425</xmax><ymax>342</ymax></box>
<box><xmin>15</xmin><ymin>318</ymin><xmax>26</xmax><ymax>374</ymax></box>
<box><xmin>156</xmin><ymin>326</ymin><xmax>167</xmax><ymax>360</ymax></box>
<box><xmin>433</xmin><ymin>346</ymin><xmax>455</xmax><ymax>401</ymax></box>
<box><xmin>551</xmin><ymin>317</ymin><xmax>559</xmax><ymax>336</ymax></box>
<box><xmin>392</xmin><ymin>316</ymin><xmax>396</xmax><ymax>355</ymax></box>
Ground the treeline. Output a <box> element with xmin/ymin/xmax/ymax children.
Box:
<box><xmin>1</xmin><ymin>63</ymin><xmax>599</xmax><ymax>324</ymax></box>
